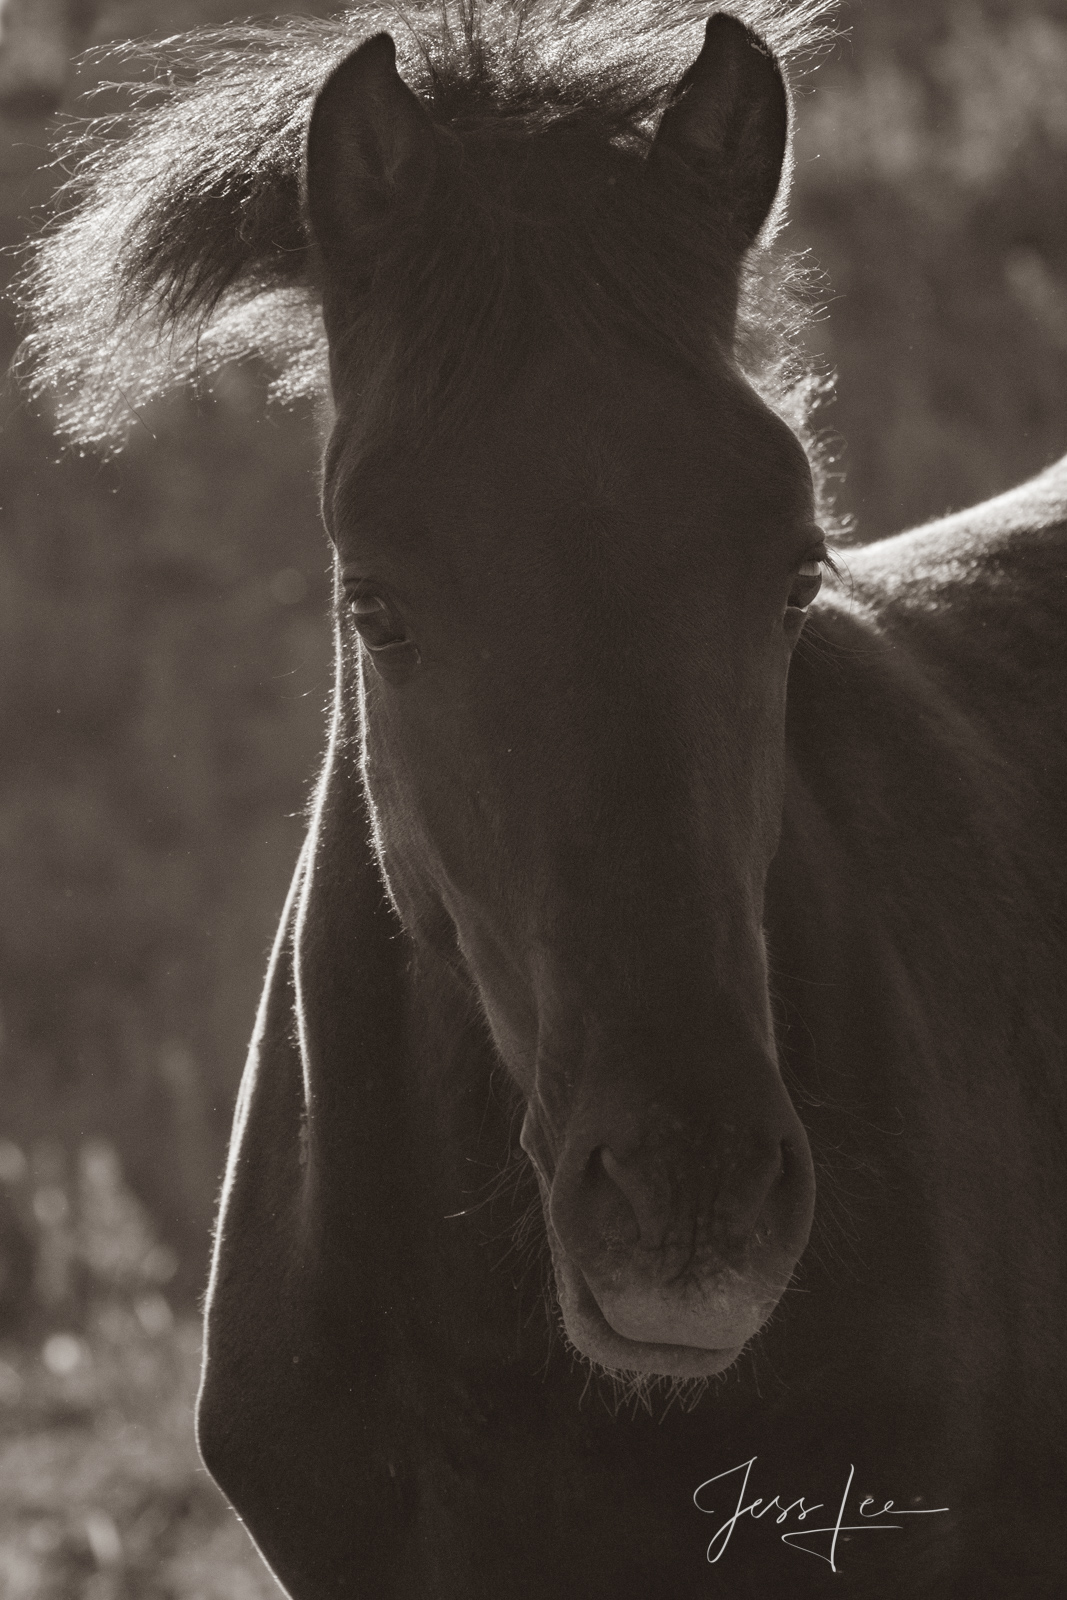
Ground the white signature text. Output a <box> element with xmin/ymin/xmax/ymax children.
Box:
<box><xmin>693</xmin><ymin>1457</ymin><xmax>950</xmax><ymax>1572</ymax></box>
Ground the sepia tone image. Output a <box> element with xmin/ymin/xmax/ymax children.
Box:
<box><xmin>1</xmin><ymin>1</ymin><xmax>1065</xmax><ymax>1595</ymax></box>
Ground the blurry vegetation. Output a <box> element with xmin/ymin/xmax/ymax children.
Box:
<box><xmin>1</xmin><ymin>5</ymin><xmax>334</xmax><ymax>1288</ymax></box>
<box><xmin>794</xmin><ymin>0</ymin><xmax>1067</xmax><ymax>534</ymax></box>
<box><xmin>0</xmin><ymin>1135</ymin><xmax>281</xmax><ymax>1597</ymax></box>
<box><xmin>0</xmin><ymin>371</ymin><xmax>330</xmax><ymax>1285</ymax></box>
<box><xmin>0</xmin><ymin>0</ymin><xmax>1066</xmax><ymax>1587</ymax></box>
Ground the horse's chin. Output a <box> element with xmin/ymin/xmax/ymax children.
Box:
<box><xmin>551</xmin><ymin>1251</ymin><xmax>761</xmax><ymax>1381</ymax></box>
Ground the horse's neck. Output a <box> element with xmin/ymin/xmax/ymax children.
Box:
<box><xmin>776</xmin><ymin>505</ymin><xmax>1067</xmax><ymax>1105</ymax></box>
<box><xmin>790</xmin><ymin>452</ymin><xmax>1067</xmax><ymax>864</ymax></box>
<box><xmin>838</xmin><ymin>458</ymin><xmax>1067</xmax><ymax>768</ymax></box>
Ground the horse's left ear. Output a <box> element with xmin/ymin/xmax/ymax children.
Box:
<box><xmin>652</xmin><ymin>13</ymin><xmax>790</xmax><ymax>249</ymax></box>
<box><xmin>306</xmin><ymin>32</ymin><xmax>436</xmax><ymax>261</ymax></box>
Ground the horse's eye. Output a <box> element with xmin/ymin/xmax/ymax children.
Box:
<box><xmin>787</xmin><ymin>558</ymin><xmax>823</xmax><ymax>612</ymax></box>
<box><xmin>348</xmin><ymin>592</ymin><xmax>409</xmax><ymax>651</ymax></box>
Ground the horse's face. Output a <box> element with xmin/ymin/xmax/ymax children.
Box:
<box><xmin>309</xmin><ymin>19</ymin><xmax>819</xmax><ymax>1378</ymax></box>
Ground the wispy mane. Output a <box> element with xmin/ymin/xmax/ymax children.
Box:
<box><xmin>16</xmin><ymin>0</ymin><xmax>838</xmax><ymax>471</ymax></box>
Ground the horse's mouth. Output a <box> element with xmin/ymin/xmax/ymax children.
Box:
<box><xmin>549</xmin><ymin>1244</ymin><xmax>755</xmax><ymax>1381</ymax></box>
<box><xmin>521</xmin><ymin>1118</ymin><xmax>781</xmax><ymax>1378</ymax></box>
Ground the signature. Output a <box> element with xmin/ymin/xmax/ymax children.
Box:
<box><xmin>693</xmin><ymin>1457</ymin><xmax>949</xmax><ymax>1572</ymax></box>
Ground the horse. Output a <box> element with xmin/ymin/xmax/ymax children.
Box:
<box><xmin>20</xmin><ymin>2</ymin><xmax>1067</xmax><ymax>1595</ymax></box>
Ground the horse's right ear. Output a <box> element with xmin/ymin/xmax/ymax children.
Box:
<box><xmin>306</xmin><ymin>34</ymin><xmax>436</xmax><ymax>260</ymax></box>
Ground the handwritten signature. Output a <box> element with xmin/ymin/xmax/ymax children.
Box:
<box><xmin>693</xmin><ymin>1457</ymin><xmax>949</xmax><ymax>1572</ymax></box>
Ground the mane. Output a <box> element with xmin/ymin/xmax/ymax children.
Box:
<box><xmin>16</xmin><ymin>0</ymin><xmax>838</xmax><ymax>483</ymax></box>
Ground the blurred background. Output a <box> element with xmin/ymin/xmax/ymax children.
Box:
<box><xmin>1</xmin><ymin>0</ymin><xmax>1065</xmax><ymax>1594</ymax></box>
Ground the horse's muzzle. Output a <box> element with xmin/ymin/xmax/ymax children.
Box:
<box><xmin>520</xmin><ymin>1071</ymin><xmax>815</xmax><ymax>1376</ymax></box>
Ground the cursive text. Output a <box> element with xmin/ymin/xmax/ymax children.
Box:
<box><xmin>693</xmin><ymin>1457</ymin><xmax>949</xmax><ymax>1572</ymax></box>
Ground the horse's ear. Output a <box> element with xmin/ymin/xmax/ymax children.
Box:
<box><xmin>306</xmin><ymin>33</ymin><xmax>436</xmax><ymax>258</ymax></box>
<box><xmin>651</xmin><ymin>13</ymin><xmax>789</xmax><ymax>249</ymax></box>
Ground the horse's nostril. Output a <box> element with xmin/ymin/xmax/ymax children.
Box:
<box><xmin>599</xmin><ymin>1146</ymin><xmax>667</xmax><ymax>1251</ymax></box>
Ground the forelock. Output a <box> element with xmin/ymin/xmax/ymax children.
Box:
<box><xmin>16</xmin><ymin>0</ymin><xmax>838</xmax><ymax>484</ymax></box>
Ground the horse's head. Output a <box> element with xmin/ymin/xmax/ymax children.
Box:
<box><xmin>307</xmin><ymin>15</ymin><xmax>820</xmax><ymax>1379</ymax></box>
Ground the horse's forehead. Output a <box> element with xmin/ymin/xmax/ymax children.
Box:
<box><xmin>330</xmin><ymin>349</ymin><xmax>813</xmax><ymax>592</ymax></box>
<box><xmin>435</xmin><ymin>360</ymin><xmax>813</xmax><ymax>553</ymax></box>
